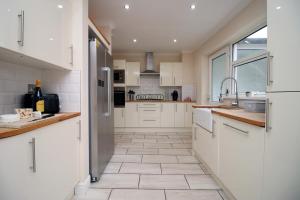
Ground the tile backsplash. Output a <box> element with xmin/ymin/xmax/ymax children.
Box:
<box><xmin>0</xmin><ymin>60</ymin><xmax>81</xmax><ymax>115</ymax></box>
<box><xmin>126</xmin><ymin>76</ymin><xmax>181</xmax><ymax>100</ymax></box>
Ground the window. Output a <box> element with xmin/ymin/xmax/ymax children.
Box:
<box><xmin>209</xmin><ymin>48</ymin><xmax>229</xmax><ymax>102</ymax></box>
<box><xmin>232</xmin><ymin>26</ymin><xmax>268</xmax><ymax>95</ymax></box>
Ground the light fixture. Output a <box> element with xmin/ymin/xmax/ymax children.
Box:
<box><xmin>57</xmin><ymin>4</ymin><xmax>63</xmax><ymax>9</ymax></box>
<box><xmin>133</xmin><ymin>39</ymin><xmax>137</xmax><ymax>43</ymax></box>
<box><xmin>124</xmin><ymin>4</ymin><xmax>130</xmax><ymax>10</ymax></box>
<box><xmin>245</xmin><ymin>40</ymin><xmax>249</xmax><ymax>44</ymax></box>
<box><xmin>276</xmin><ymin>6</ymin><xmax>281</xmax><ymax>10</ymax></box>
<box><xmin>49</xmin><ymin>38</ymin><xmax>54</xmax><ymax>41</ymax></box>
<box><xmin>173</xmin><ymin>39</ymin><xmax>177</xmax><ymax>43</ymax></box>
<box><xmin>190</xmin><ymin>4</ymin><xmax>196</xmax><ymax>10</ymax></box>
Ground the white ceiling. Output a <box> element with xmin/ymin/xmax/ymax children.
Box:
<box><xmin>89</xmin><ymin>0</ymin><xmax>253</xmax><ymax>53</ymax></box>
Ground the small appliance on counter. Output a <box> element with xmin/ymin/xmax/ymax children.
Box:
<box><xmin>23</xmin><ymin>93</ymin><xmax>60</xmax><ymax>114</ymax></box>
<box><xmin>135</xmin><ymin>94</ymin><xmax>164</xmax><ymax>101</ymax></box>
<box><xmin>171</xmin><ymin>90</ymin><xmax>178</xmax><ymax>101</ymax></box>
<box><xmin>128</xmin><ymin>90</ymin><xmax>135</xmax><ymax>101</ymax></box>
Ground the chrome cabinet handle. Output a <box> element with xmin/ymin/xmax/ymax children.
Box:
<box><xmin>143</xmin><ymin>110</ymin><xmax>156</xmax><ymax>112</ymax></box>
<box><xmin>267</xmin><ymin>52</ymin><xmax>274</xmax><ymax>86</ymax></box>
<box><xmin>29</xmin><ymin>138</ymin><xmax>36</xmax><ymax>172</ymax></box>
<box><xmin>223</xmin><ymin>123</ymin><xmax>249</xmax><ymax>135</ymax></box>
<box><xmin>173</xmin><ymin>77</ymin><xmax>175</xmax><ymax>85</ymax></box>
<box><xmin>77</xmin><ymin>120</ymin><xmax>81</xmax><ymax>140</ymax></box>
<box><xmin>17</xmin><ymin>10</ymin><xmax>25</xmax><ymax>46</ymax></box>
<box><xmin>265</xmin><ymin>98</ymin><xmax>272</xmax><ymax>132</ymax></box>
<box><xmin>143</xmin><ymin>119</ymin><xmax>156</xmax><ymax>122</ymax></box>
<box><xmin>69</xmin><ymin>45</ymin><xmax>74</xmax><ymax>66</ymax></box>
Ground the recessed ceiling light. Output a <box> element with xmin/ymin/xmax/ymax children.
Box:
<box><xmin>245</xmin><ymin>40</ymin><xmax>249</xmax><ymax>44</ymax></box>
<box><xmin>276</xmin><ymin>6</ymin><xmax>281</xmax><ymax>10</ymax></box>
<box><xmin>133</xmin><ymin>39</ymin><xmax>137</xmax><ymax>43</ymax></box>
<box><xmin>57</xmin><ymin>4</ymin><xmax>63</xmax><ymax>9</ymax></box>
<box><xmin>124</xmin><ymin>4</ymin><xmax>130</xmax><ymax>10</ymax></box>
<box><xmin>173</xmin><ymin>39</ymin><xmax>177</xmax><ymax>43</ymax></box>
<box><xmin>190</xmin><ymin>4</ymin><xmax>196</xmax><ymax>10</ymax></box>
<box><xmin>49</xmin><ymin>38</ymin><xmax>54</xmax><ymax>41</ymax></box>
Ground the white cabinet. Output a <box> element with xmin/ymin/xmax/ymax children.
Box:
<box><xmin>113</xmin><ymin>59</ymin><xmax>126</xmax><ymax>70</ymax></box>
<box><xmin>184</xmin><ymin>103</ymin><xmax>193</xmax><ymax>127</ymax></box>
<box><xmin>263</xmin><ymin>92</ymin><xmax>300</xmax><ymax>200</ymax></box>
<box><xmin>126</xmin><ymin>62</ymin><xmax>140</xmax><ymax>86</ymax></box>
<box><xmin>125</xmin><ymin>103</ymin><xmax>139</xmax><ymax>127</ymax></box>
<box><xmin>160</xmin><ymin>63</ymin><xmax>173</xmax><ymax>86</ymax></box>
<box><xmin>219</xmin><ymin>117</ymin><xmax>265</xmax><ymax>200</ymax></box>
<box><xmin>174</xmin><ymin>103</ymin><xmax>185</xmax><ymax>127</ymax></box>
<box><xmin>160</xmin><ymin>62</ymin><xmax>183</xmax><ymax>86</ymax></box>
<box><xmin>0</xmin><ymin>117</ymin><xmax>80</xmax><ymax>200</ymax></box>
<box><xmin>160</xmin><ymin>103</ymin><xmax>175</xmax><ymax>127</ymax></box>
<box><xmin>193</xmin><ymin>116</ymin><xmax>219</xmax><ymax>175</ymax></box>
<box><xmin>267</xmin><ymin>0</ymin><xmax>300</xmax><ymax>91</ymax></box>
<box><xmin>0</xmin><ymin>0</ymin><xmax>73</xmax><ymax>70</ymax></box>
<box><xmin>173</xmin><ymin>63</ymin><xmax>183</xmax><ymax>86</ymax></box>
<box><xmin>114</xmin><ymin>108</ymin><xmax>125</xmax><ymax>127</ymax></box>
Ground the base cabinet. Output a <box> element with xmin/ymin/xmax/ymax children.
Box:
<box><xmin>219</xmin><ymin>117</ymin><xmax>265</xmax><ymax>200</ymax></box>
<box><xmin>114</xmin><ymin>108</ymin><xmax>125</xmax><ymax>127</ymax></box>
<box><xmin>174</xmin><ymin>103</ymin><xmax>185</xmax><ymax>127</ymax></box>
<box><xmin>125</xmin><ymin>103</ymin><xmax>139</xmax><ymax>127</ymax></box>
<box><xmin>160</xmin><ymin>103</ymin><xmax>175</xmax><ymax>127</ymax></box>
<box><xmin>0</xmin><ymin>117</ymin><xmax>80</xmax><ymax>200</ymax></box>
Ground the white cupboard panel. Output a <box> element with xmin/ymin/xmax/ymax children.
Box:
<box><xmin>184</xmin><ymin>103</ymin><xmax>193</xmax><ymax>127</ymax></box>
<box><xmin>160</xmin><ymin>103</ymin><xmax>175</xmax><ymax>127</ymax></box>
<box><xmin>160</xmin><ymin>63</ymin><xmax>173</xmax><ymax>86</ymax></box>
<box><xmin>125</xmin><ymin>103</ymin><xmax>139</xmax><ymax>127</ymax></box>
<box><xmin>174</xmin><ymin>103</ymin><xmax>185</xmax><ymax>127</ymax></box>
<box><xmin>173</xmin><ymin>62</ymin><xmax>183</xmax><ymax>86</ymax></box>
<box><xmin>126</xmin><ymin>62</ymin><xmax>140</xmax><ymax>86</ymax></box>
<box><xmin>113</xmin><ymin>59</ymin><xmax>126</xmax><ymax>70</ymax></box>
<box><xmin>114</xmin><ymin>108</ymin><xmax>125</xmax><ymax>127</ymax></box>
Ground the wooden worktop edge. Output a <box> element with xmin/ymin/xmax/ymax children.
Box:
<box><xmin>0</xmin><ymin>112</ymin><xmax>81</xmax><ymax>139</ymax></box>
<box><xmin>212</xmin><ymin>110</ymin><xmax>265</xmax><ymax>127</ymax></box>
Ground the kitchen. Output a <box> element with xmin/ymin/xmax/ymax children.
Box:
<box><xmin>0</xmin><ymin>0</ymin><xmax>299</xmax><ymax>200</ymax></box>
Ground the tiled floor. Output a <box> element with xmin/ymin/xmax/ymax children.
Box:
<box><xmin>75</xmin><ymin>131</ymin><xmax>226</xmax><ymax>200</ymax></box>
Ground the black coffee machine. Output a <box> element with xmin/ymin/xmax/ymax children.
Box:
<box><xmin>171</xmin><ymin>90</ymin><xmax>178</xmax><ymax>101</ymax></box>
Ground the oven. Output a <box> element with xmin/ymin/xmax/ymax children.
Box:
<box><xmin>114</xmin><ymin>87</ymin><xmax>125</xmax><ymax>107</ymax></box>
<box><xmin>114</xmin><ymin>69</ymin><xmax>125</xmax><ymax>84</ymax></box>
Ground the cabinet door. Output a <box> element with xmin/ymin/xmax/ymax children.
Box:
<box><xmin>174</xmin><ymin>103</ymin><xmax>185</xmax><ymax>127</ymax></box>
<box><xmin>160</xmin><ymin>63</ymin><xmax>173</xmax><ymax>86</ymax></box>
<box><xmin>219</xmin><ymin>117</ymin><xmax>264</xmax><ymax>200</ymax></box>
<box><xmin>34</xmin><ymin>118</ymin><xmax>80</xmax><ymax>200</ymax></box>
<box><xmin>184</xmin><ymin>103</ymin><xmax>193</xmax><ymax>127</ymax></box>
<box><xmin>126</xmin><ymin>62</ymin><xmax>140</xmax><ymax>86</ymax></box>
<box><xmin>113</xmin><ymin>59</ymin><xmax>126</xmax><ymax>70</ymax></box>
<box><xmin>114</xmin><ymin>108</ymin><xmax>125</xmax><ymax>127</ymax></box>
<box><xmin>160</xmin><ymin>103</ymin><xmax>175</xmax><ymax>127</ymax></box>
<box><xmin>0</xmin><ymin>0</ymin><xmax>23</xmax><ymax>53</ymax></box>
<box><xmin>125</xmin><ymin>103</ymin><xmax>139</xmax><ymax>127</ymax></box>
<box><xmin>173</xmin><ymin>62</ymin><xmax>183</xmax><ymax>86</ymax></box>
<box><xmin>0</xmin><ymin>132</ymin><xmax>37</xmax><ymax>200</ymax></box>
<box><xmin>267</xmin><ymin>0</ymin><xmax>300</xmax><ymax>91</ymax></box>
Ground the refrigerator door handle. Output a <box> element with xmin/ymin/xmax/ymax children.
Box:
<box><xmin>102</xmin><ymin>67</ymin><xmax>111</xmax><ymax>117</ymax></box>
<box><xmin>266</xmin><ymin>98</ymin><xmax>272</xmax><ymax>132</ymax></box>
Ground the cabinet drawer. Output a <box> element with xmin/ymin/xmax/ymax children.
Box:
<box><xmin>139</xmin><ymin>118</ymin><xmax>160</xmax><ymax>127</ymax></box>
<box><xmin>138</xmin><ymin>103</ymin><xmax>160</xmax><ymax>108</ymax></box>
<box><xmin>139</xmin><ymin>108</ymin><xmax>160</xmax><ymax>118</ymax></box>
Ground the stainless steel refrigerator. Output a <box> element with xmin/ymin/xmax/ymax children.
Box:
<box><xmin>89</xmin><ymin>38</ymin><xmax>114</xmax><ymax>182</ymax></box>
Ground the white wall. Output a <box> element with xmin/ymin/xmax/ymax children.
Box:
<box><xmin>193</xmin><ymin>0</ymin><xmax>267</xmax><ymax>104</ymax></box>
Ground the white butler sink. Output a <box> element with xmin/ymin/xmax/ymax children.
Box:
<box><xmin>193</xmin><ymin>108</ymin><xmax>213</xmax><ymax>132</ymax></box>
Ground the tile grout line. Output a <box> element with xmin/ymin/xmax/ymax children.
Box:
<box><xmin>184</xmin><ymin>174</ymin><xmax>191</xmax><ymax>190</ymax></box>
<box><xmin>164</xmin><ymin>189</ymin><xmax>167</xmax><ymax>200</ymax></box>
<box><xmin>107</xmin><ymin>189</ymin><xmax>113</xmax><ymax>200</ymax></box>
<box><xmin>217</xmin><ymin>190</ymin><xmax>225</xmax><ymax>200</ymax></box>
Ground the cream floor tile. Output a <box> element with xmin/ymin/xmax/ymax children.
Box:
<box><xmin>177</xmin><ymin>132</ymin><xmax>192</xmax><ymax>136</ymax></box>
<box><xmin>109</xmin><ymin>189</ymin><xmax>165</xmax><ymax>200</ymax></box>
<box><xmin>156</xmin><ymin>132</ymin><xmax>177</xmax><ymax>136</ymax></box>
<box><xmin>127</xmin><ymin>148</ymin><xmax>158</xmax><ymax>155</ymax></box>
<box><xmin>145</xmin><ymin>135</ymin><xmax>168</xmax><ymax>139</ymax></box>
<box><xmin>114</xmin><ymin>135</ymin><xmax>123</xmax><ymax>139</ymax></box>
<box><xmin>119</xmin><ymin>163</ymin><xmax>161</xmax><ymax>174</ymax></box>
<box><xmin>114</xmin><ymin>148</ymin><xmax>127</xmax><ymax>155</ymax></box>
<box><xmin>121</xmin><ymin>134</ymin><xmax>145</xmax><ymax>139</ymax></box>
<box><xmin>143</xmin><ymin>143</ymin><xmax>172</xmax><ymax>149</ymax></box>
<box><xmin>115</xmin><ymin>143</ymin><xmax>143</xmax><ymax>148</ymax></box>
<box><xmin>114</xmin><ymin>138</ymin><xmax>132</xmax><ymax>143</ymax></box>
<box><xmin>110</xmin><ymin>155</ymin><xmax>142</xmax><ymax>163</ymax></box>
<box><xmin>157</xmin><ymin>138</ymin><xmax>183</xmax><ymax>144</ymax></box>
<box><xmin>139</xmin><ymin>175</ymin><xmax>189</xmax><ymax>189</ymax></box>
<box><xmin>185</xmin><ymin>175</ymin><xmax>221</xmax><ymax>189</ymax></box>
<box><xmin>135</xmin><ymin>132</ymin><xmax>156</xmax><ymax>135</ymax></box>
<box><xmin>142</xmin><ymin>155</ymin><xmax>178</xmax><ymax>163</ymax></box>
<box><xmin>132</xmin><ymin>139</ymin><xmax>157</xmax><ymax>143</ymax></box>
<box><xmin>91</xmin><ymin>174</ymin><xmax>139</xmax><ymax>189</ymax></box>
<box><xmin>182</xmin><ymin>139</ymin><xmax>192</xmax><ymax>144</ymax></box>
<box><xmin>172</xmin><ymin>143</ymin><xmax>192</xmax><ymax>149</ymax></box>
<box><xmin>103</xmin><ymin>162</ymin><xmax>122</xmax><ymax>174</ymax></box>
<box><xmin>177</xmin><ymin>156</ymin><xmax>200</xmax><ymax>164</ymax></box>
<box><xmin>165</xmin><ymin>190</ymin><xmax>223</xmax><ymax>200</ymax></box>
<box><xmin>168</xmin><ymin>135</ymin><xmax>192</xmax><ymax>139</ymax></box>
<box><xmin>161</xmin><ymin>164</ymin><xmax>204</xmax><ymax>175</ymax></box>
<box><xmin>159</xmin><ymin>149</ymin><xmax>192</xmax><ymax>156</ymax></box>
<box><xmin>75</xmin><ymin>189</ymin><xmax>111</xmax><ymax>200</ymax></box>
<box><xmin>200</xmin><ymin>164</ymin><xmax>211</xmax><ymax>175</ymax></box>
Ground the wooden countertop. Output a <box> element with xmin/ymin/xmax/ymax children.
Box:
<box><xmin>0</xmin><ymin>112</ymin><xmax>80</xmax><ymax>139</ymax></box>
<box><xmin>192</xmin><ymin>105</ymin><xmax>222</xmax><ymax>108</ymax></box>
<box><xmin>126</xmin><ymin>100</ymin><xmax>196</xmax><ymax>103</ymax></box>
<box><xmin>212</xmin><ymin>108</ymin><xmax>265</xmax><ymax>127</ymax></box>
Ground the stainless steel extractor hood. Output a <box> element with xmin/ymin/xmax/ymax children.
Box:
<box><xmin>140</xmin><ymin>52</ymin><xmax>160</xmax><ymax>75</ymax></box>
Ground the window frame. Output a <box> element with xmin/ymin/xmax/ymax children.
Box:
<box><xmin>209</xmin><ymin>47</ymin><xmax>230</xmax><ymax>103</ymax></box>
<box><xmin>230</xmin><ymin>24</ymin><xmax>268</xmax><ymax>97</ymax></box>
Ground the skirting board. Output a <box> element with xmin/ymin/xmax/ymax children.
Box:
<box><xmin>74</xmin><ymin>175</ymin><xmax>91</xmax><ymax>197</ymax></box>
<box><xmin>114</xmin><ymin>127</ymin><xmax>192</xmax><ymax>133</ymax></box>
<box><xmin>192</xmin><ymin>150</ymin><xmax>236</xmax><ymax>200</ymax></box>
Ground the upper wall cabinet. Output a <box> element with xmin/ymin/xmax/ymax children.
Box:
<box><xmin>113</xmin><ymin>59</ymin><xmax>126</xmax><ymax>70</ymax></box>
<box><xmin>126</xmin><ymin>62</ymin><xmax>140</xmax><ymax>86</ymax></box>
<box><xmin>0</xmin><ymin>0</ymin><xmax>73</xmax><ymax>70</ymax></box>
<box><xmin>160</xmin><ymin>62</ymin><xmax>183</xmax><ymax>86</ymax></box>
<box><xmin>267</xmin><ymin>0</ymin><xmax>300</xmax><ymax>91</ymax></box>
